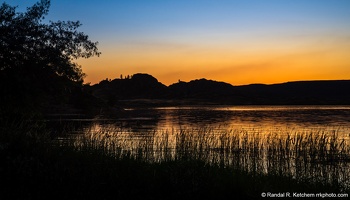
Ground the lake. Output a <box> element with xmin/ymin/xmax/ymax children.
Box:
<box><xmin>48</xmin><ymin>105</ymin><xmax>350</xmax><ymax>190</ymax></box>
<box><xmin>51</xmin><ymin>105</ymin><xmax>350</xmax><ymax>136</ymax></box>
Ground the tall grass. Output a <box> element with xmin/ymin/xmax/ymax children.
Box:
<box><xmin>2</xmin><ymin>114</ymin><xmax>349</xmax><ymax>199</ymax></box>
<box><xmin>71</xmin><ymin>126</ymin><xmax>350</xmax><ymax>191</ymax></box>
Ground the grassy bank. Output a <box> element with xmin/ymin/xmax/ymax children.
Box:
<box><xmin>1</xmin><ymin>116</ymin><xmax>349</xmax><ymax>199</ymax></box>
<box><xmin>74</xmin><ymin>125</ymin><xmax>350</xmax><ymax>191</ymax></box>
<box><xmin>0</xmin><ymin>141</ymin><xmax>338</xmax><ymax>200</ymax></box>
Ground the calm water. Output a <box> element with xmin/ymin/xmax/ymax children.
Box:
<box><xmin>49</xmin><ymin>105</ymin><xmax>350</xmax><ymax>190</ymax></box>
<box><xmin>46</xmin><ymin>105</ymin><xmax>350</xmax><ymax>140</ymax></box>
<box><xmin>76</xmin><ymin>105</ymin><xmax>350</xmax><ymax>136</ymax></box>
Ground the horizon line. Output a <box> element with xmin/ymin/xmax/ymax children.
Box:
<box><xmin>87</xmin><ymin>73</ymin><xmax>350</xmax><ymax>87</ymax></box>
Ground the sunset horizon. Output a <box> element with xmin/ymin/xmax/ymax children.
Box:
<box><xmin>87</xmin><ymin>71</ymin><xmax>350</xmax><ymax>87</ymax></box>
<box><xmin>7</xmin><ymin>0</ymin><xmax>350</xmax><ymax>86</ymax></box>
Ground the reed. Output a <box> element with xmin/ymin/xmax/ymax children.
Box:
<box><xmin>71</xmin><ymin>126</ymin><xmax>350</xmax><ymax>191</ymax></box>
<box><xmin>2</xmin><ymin>116</ymin><xmax>349</xmax><ymax>199</ymax></box>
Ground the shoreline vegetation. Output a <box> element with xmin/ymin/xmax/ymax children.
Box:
<box><xmin>75</xmin><ymin>126</ymin><xmax>350</xmax><ymax>189</ymax></box>
<box><xmin>1</xmin><ymin>113</ymin><xmax>350</xmax><ymax>199</ymax></box>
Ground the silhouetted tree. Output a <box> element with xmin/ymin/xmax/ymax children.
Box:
<box><xmin>0</xmin><ymin>0</ymin><xmax>100</xmax><ymax>110</ymax></box>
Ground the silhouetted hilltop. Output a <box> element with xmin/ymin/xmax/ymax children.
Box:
<box><xmin>89</xmin><ymin>73</ymin><xmax>350</xmax><ymax>105</ymax></box>
<box><xmin>168</xmin><ymin>78</ymin><xmax>235</xmax><ymax>100</ymax></box>
<box><xmin>90</xmin><ymin>73</ymin><xmax>167</xmax><ymax>105</ymax></box>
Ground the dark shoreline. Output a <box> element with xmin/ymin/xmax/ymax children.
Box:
<box><xmin>88</xmin><ymin>74</ymin><xmax>350</xmax><ymax>106</ymax></box>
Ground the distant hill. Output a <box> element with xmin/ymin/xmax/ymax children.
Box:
<box><xmin>89</xmin><ymin>73</ymin><xmax>167</xmax><ymax>105</ymax></box>
<box><xmin>168</xmin><ymin>78</ymin><xmax>235</xmax><ymax>100</ymax></box>
<box><xmin>233</xmin><ymin>80</ymin><xmax>350</xmax><ymax>104</ymax></box>
<box><xmin>88</xmin><ymin>73</ymin><xmax>350</xmax><ymax>105</ymax></box>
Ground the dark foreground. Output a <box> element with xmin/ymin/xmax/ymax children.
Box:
<box><xmin>1</xmin><ymin>144</ymin><xmax>338</xmax><ymax>200</ymax></box>
<box><xmin>1</xmin><ymin>120</ymin><xmax>346</xmax><ymax>200</ymax></box>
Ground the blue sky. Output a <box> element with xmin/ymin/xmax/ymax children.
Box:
<box><xmin>3</xmin><ymin>0</ymin><xmax>350</xmax><ymax>85</ymax></box>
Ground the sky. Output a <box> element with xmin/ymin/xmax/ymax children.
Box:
<box><xmin>4</xmin><ymin>0</ymin><xmax>350</xmax><ymax>85</ymax></box>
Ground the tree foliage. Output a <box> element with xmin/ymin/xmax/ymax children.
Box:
<box><xmin>0</xmin><ymin>0</ymin><xmax>100</xmax><ymax>109</ymax></box>
<box><xmin>0</xmin><ymin>0</ymin><xmax>100</xmax><ymax>82</ymax></box>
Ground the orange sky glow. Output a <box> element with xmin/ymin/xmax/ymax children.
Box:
<box><xmin>39</xmin><ymin>0</ymin><xmax>349</xmax><ymax>86</ymax></box>
<box><xmin>8</xmin><ymin>1</ymin><xmax>350</xmax><ymax>86</ymax></box>
<box><xmin>79</xmin><ymin>31</ymin><xmax>350</xmax><ymax>86</ymax></box>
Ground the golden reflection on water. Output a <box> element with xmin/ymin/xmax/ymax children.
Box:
<box><xmin>67</xmin><ymin>106</ymin><xmax>350</xmax><ymax>191</ymax></box>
